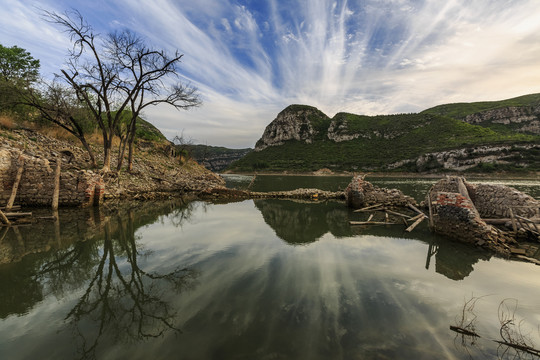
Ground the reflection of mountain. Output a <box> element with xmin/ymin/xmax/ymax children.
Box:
<box><xmin>256</xmin><ymin>198</ymin><xmax>490</xmax><ymax>280</ymax></box>
<box><xmin>254</xmin><ymin>199</ymin><xmax>352</xmax><ymax>244</ymax></box>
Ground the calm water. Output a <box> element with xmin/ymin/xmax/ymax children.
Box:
<box><xmin>223</xmin><ymin>174</ymin><xmax>540</xmax><ymax>201</ymax></box>
<box><xmin>1</xmin><ymin>177</ymin><xmax>540</xmax><ymax>359</ymax></box>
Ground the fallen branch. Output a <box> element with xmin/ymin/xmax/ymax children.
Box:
<box><xmin>450</xmin><ymin>325</ymin><xmax>481</xmax><ymax>338</ymax></box>
<box><xmin>493</xmin><ymin>340</ymin><xmax>540</xmax><ymax>357</ymax></box>
<box><xmin>405</xmin><ymin>215</ymin><xmax>425</xmax><ymax>232</ymax></box>
<box><xmin>350</xmin><ymin>221</ymin><xmax>401</xmax><ymax>226</ymax></box>
<box><xmin>408</xmin><ymin>204</ymin><xmax>428</xmax><ymax>219</ymax></box>
<box><xmin>353</xmin><ymin>204</ymin><xmax>383</xmax><ymax>212</ymax></box>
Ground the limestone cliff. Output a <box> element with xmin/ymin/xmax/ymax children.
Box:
<box><xmin>463</xmin><ymin>106</ymin><xmax>540</xmax><ymax>135</ymax></box>
<box><xmin>235</xmin><ymin>94</ymin><xmax>540</xmax><ymax>173</ymax></box>
<box><xmin>254</xmin><ymin>105</ymin><xmax>330</xmax><ymax>151</ymax></box>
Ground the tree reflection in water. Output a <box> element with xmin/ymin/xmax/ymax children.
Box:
<box><xmin>34</xmin><ymin>201</ymin><xmax>199</xmax><ymax>359</ymax></box>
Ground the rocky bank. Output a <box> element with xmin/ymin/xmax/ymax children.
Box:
<box><xmin>0</xmin><ymin>128</ymin><xmax>225</xmax><ymax>207</ymax></box>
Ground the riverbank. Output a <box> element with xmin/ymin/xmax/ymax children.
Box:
<box><xmin>224</xmin><ymin>169</ymin><xmax>540</xmax><ymax>180</ymax></box>
<box><xmin>0</xmin><ymin>127</ymin><xmax>225</xmax><ymax>205</ymax></box>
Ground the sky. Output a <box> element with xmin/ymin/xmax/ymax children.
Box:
<box><xmin>2</xmin><ymin>0</ymin><xmax>540</xmax><ymax>148</ymax></box>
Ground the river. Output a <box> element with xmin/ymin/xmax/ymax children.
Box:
<box><xmin>0</xmin><ymin>175</ymin><xmax>539</xmax><ymax>359</ymax></box>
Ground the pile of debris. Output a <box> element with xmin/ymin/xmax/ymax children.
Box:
<box><xmin>426</xmin><ymin>176</ymin><xmax>539</xmax><ymax>256</ymax></box>
<box><xmin>345</xmin><ymin>174</ymin><xmax>416</xmax><ymax>208</ymax></box>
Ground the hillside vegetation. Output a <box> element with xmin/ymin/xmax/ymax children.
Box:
<box><xmin>229</xmin><ymin>96</ymin><xmax>540</xmax><ymax>173</ymax></box>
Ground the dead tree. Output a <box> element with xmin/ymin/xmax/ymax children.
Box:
<box><xmin>44</xmin><ymin>10</ymin><xmax>200</xmax><ymax>172</ymax></box>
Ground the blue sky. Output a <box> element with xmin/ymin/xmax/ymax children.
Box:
<box><xmin>2</xmin><ymin>0</ymin><xmax>540</xmax><ymax>148</ymax></box>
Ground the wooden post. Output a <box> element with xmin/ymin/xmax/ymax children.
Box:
<box><xmin>509</xmin><ymin>208</ymin><xmax>517</xmax><ymax>233</ymax></box>
<box><xmin>6</xmin><ymin>157</ymin><xmax>24</xmax><ymax>211</ymax></box>
<box><xmin>52</xmin><ymin>154</ymin><xmax>61</xmax><ymax>211</ymax></box>
<box><xmin>405</xmin><ymin>214</ymin><xmax>425</xmax><ymax>232</ymax></box>
<box><xmin>427</xmin><ymin>187</ymin><xmax>434</xmax><ymax>229</ymax></box>
<box><xmin>0</xmin><ymin>209</ymin><xmax>10</xmax><ymax>226</ymax></box>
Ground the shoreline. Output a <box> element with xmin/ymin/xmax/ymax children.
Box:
<box><xmin>222</xmin><ymin>171</ymin><xmax>540</xmax><ymax>180</ymax></box>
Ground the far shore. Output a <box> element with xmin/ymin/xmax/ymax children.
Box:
<box><xmin>221</xmin><ymin>171</ymin><xmax>540</xmax><ymax>180</ymax></box>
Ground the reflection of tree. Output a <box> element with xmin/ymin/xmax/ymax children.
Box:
<box><xmin>31</xmin><ymin>201</ymin><xmax>198</xmax><ymax>359</ymax></box>
<box><xmin>451</xmin><ymin>297</ymin><xmax>540</xmax><ymax>360</ymax></box>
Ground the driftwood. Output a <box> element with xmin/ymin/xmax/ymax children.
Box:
<box><xmin>408</xmin><ymin>204</ymin><xmax>428</xmax><ymax>219</ymax></box>
<box><xmin>4</xmin><ymin>212</ymin><xmax>32</xmax><ymax>218</ymax></box>
<box><xmin>405</xmin><ymin>214</ymin><xmax>425</xmax><ymax>232</ymax></box>
<box><xmin>449</xmin><ymin>325</ymin><xmax>480</xmax><ymax>338</ymax></box>
<box><xmin>349</xmin><ymin>221</ymin><xmax>402</xmax><ymax>226</ymax></box>
<box><xmin>0</xmin><ymin>205</ymin><xmax>21</xmax><ymax>211</ymax></box>
<box><xmin>353</xmin><ymin>204</ymin><xmax>384</xmax><ymax>212</ymax></box>
<box><xmin>493</xmin><ymin>340</ymin><xmax>540</xmax><ymax>357</ymax></box>
<box><xmin>0</xmin><ymin>209</ymin><xmax>10</xmax><ymax>226</ymax></box>
<box><xmin>386</xmin><ymin>209</ymin><xmax>413</xmax><ymax>219</ymax></box>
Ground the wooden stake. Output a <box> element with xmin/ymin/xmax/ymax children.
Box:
<box><xmin>350</xmin><ymin>221</ymin><xmax>401</xmax><ymax>226</ymax></box>
<box><xmin>405</xmin><ymin>216</ymin><xmax>425</xmax><ymax>232</ymax></box>
<box><xmin>0</xmin><ymin>209</ymin><xmax>10</xmax><ymax>226</ymax></box>
<box><xmin>408</xmin><ymin>204</ymin><xmax>428</xmax><ymax>219</ymax></box>
<box><xmin>6</xmin><ymin>157</ymin><xmax>24</xmax><ymax>211</ymax></box>
<box><xmin>509</xmin><ymin>208</ymin><xmax>517</xmax><ymax>233</ymax></box>
<box><xmin>52</xmin><ymin>155</ymin><xmax>61</xmax><ymax>211</ymax></box>
<box><xmin>353</xmin><ymin>204</ymin><xmax>383</xmax><ymax>212</ymax></box>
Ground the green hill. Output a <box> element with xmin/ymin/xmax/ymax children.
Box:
<box><xmin>228</xmin><ymin>95</ymin><xmax>540</xmax><ymax>173</ymax></box>
<box><xmin>421</xmin><ymin>93</ymin><xmax>540</xmax><ymax>119</ymax></box>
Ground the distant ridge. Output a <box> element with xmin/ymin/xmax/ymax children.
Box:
<box><xmin>228</xmin><ymin>94</ymin><xmax>540</xmax><ymax>173</ymax></box>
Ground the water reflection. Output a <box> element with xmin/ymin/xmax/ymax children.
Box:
<box><xmin>0</xmin><ymin>200</ymin><xmax>198</xmax><ymax>359</ymax></box>
<box><xmin>254</xmin><ymin>199</ymin><xmax>353</xmax><ymax>244</ymax></box>
<box><xmin>253</xmin><ymin>198</ymin><xmax>492</xmax><ymax>280</ymax></box>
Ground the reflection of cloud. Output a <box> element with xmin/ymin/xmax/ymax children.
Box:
<box><xmin>2</xmin><ymin>1</ymin><xmax>540</xmax><ymax>147</ymax></box>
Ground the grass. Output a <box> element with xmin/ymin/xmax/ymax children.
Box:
<box><xmin>421</xmin><ymin>93</ymin><xmax>540</xmax><ymax>119</ymax></box>
<box><xmin>229</xmin><ymin>113</ymin><xmax>539</xmax><ymax>173</ymax></box>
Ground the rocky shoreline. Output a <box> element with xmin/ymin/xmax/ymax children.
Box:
<box><xmin>0</xmin><ymin>128</ymin><xmax>225</xmax><ymax>206</ymax></box>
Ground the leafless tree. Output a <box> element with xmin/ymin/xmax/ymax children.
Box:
<box><xmin>20</xmin><ymin>79</ymin><xmax>98</xmax><ymax>167</ymax></box>
<box><xmin>43</xmin><ymin>9</ymin><xmax>201</xmax><ymax>172</ymax></box>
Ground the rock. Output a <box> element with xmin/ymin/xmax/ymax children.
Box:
<box><xmin>254</xmin><ymin>105</ymin><xmax>329</xmax><ymax>151</ymax></box>
<box><xmin>345</xmin><ymin>175</ymin><xmax>416</xmax><ymax>209</ymax></box>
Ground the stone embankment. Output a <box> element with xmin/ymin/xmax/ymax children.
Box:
<box><xmin>0</xmin><ymin>129</ymin><xmax>225</xmax><ymax>208</ymax></box>
<box><xmin>427</xmin><ymin>176</ymin><xmax>539</xmax><ymax>255</ymax></box>
<box><xmin>1</xmin><ymin>148</ymin><xmax>104</xmax><ymax>207</ymax></box>
<box><xmin>201</xmin><ymin>187</ymin><xmax>345</xmax><ymax>201</ymax></box>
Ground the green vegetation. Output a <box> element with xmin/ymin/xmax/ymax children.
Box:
<box><xmin>187</xmin><ymin>144</ymin><xmax>252</xmax><ymax>159</ymax></box>
<box><xmin>421</xmin><ymin>93</ymin><xmax>540</xmax><ymax>119</ymax></box>
<box><xmin>0</xmin><ymin>44</ymin><xmax>40</xmax><ymax>120</ymax></box>
<box><xmin>229</xmin><ymin>111</ymin><xmax>540</xmax><ymax>173</ymax></box>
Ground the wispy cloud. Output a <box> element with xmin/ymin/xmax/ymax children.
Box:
<box><xmin>2</xmin><ymin>0</ymin><xmax>540</xmax><ymax>147</ymax></box>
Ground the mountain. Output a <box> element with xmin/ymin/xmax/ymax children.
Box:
<box><xmin>228</xmin><ymin>95</ymin><xmax>540</xmax><ymax>173</ymax></box>
<box><xmin>187</xmin><ymin>144</ymin><xmax>252</xmax><ymax>172</ymax></box>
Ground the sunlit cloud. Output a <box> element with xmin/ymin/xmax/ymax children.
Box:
<box><xmin>1</xmin><ymin>0</ymin><xmax>540</xmax><ymax>147</ymax></box>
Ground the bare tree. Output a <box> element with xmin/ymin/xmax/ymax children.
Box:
<box><xmin>107</xmin><ymin>30</ymin><xmax>201</xmax><ymax>171</ymax></box>
<box><xmin>20</xmin><ymin>80</ymin><xmax>98</xmax><ymax>167</ymax></box>
<box><xmin>44</xmin><ymin>9</ymin><xmax>201</xmax><ymax>172</ymax></box>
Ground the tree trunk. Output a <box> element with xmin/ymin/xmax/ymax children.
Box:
<box><xmin>78</xmin><ymin>136</ymin><xmax>97</xmax><ymax>168</ymax></box>
<box><xmin>127</xmin><ymin>118</ymin><xmax>137</xmax><ymax>173</ymax></box>
<box><xmin>102</xmin><ymin>142</ymin><xmax>111</xmax><ymax>172</ymax></box>
<box><xmin>116</xmin><ymin>135</ymin><xmax>127</xmax><ymax>171</ymax></box>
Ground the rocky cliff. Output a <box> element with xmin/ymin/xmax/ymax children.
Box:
<box><xmin>254</xmin><ymin>105</ymin><xmax>330</xmax><ymax>151</ymax></box>
<box><xmin>462</xmin><ymin>106</ymin><xmax>540</xmax><ymax>135</ymax></box>
<box><xmin>232</xmin><ymin>94</ymin><xmax>540</xmax><ymax>173</ymax></box>
<box><xmin>189</xmin><ymin>146</ymin><xmax>251</xmax><ymax>172</ymax></box>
